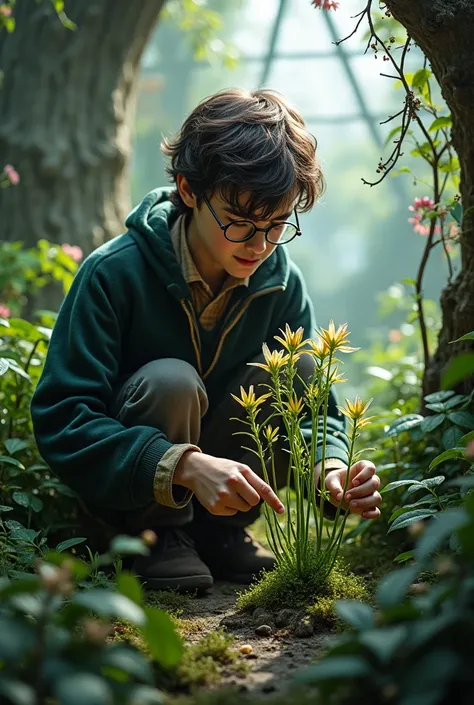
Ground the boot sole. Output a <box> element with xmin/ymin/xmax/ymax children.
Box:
<box><xmin>141</xmin><ymin>573</ymin><xmax>214</xmax><ymax>594</ymax></box>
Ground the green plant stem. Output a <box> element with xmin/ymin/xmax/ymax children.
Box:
<box><xmin>316</xmin><ymin>352</ymin><xmax>333</xmax><ymax>552</ymax></box>
<box><xmin>329</xmin><ymin>424</ymin><xmax>357</xmax><ymax>545</ymax></box>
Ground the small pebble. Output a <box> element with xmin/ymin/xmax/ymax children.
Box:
<box><xmin>275</xmin><ymin>608</ymin><xmax>297</xmax><ymax>627</ymax></box>
<box><xmin>255</xmin><ymin>624</ymin><xmax>273</xmax><ymax>637</ymax></box>
<box><xmin>240</xmin><ymin>644</ymin><xmax>253</xmax><ymax>655</ymax></box>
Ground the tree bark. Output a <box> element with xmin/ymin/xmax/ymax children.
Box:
<box><xmin>386</xmin><ymin>0</ymin><xmax>474</xmax><ymax>396</ymax></box>
<box><xmin>0</xmin><ymin>0</ymin><xmax>165</xmax><ymax>263</ymax></box>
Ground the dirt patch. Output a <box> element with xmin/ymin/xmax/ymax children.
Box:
<box><xmin>180</xmin><ymin>580</ymin><xmax>331</xmax><ymax>697</ymax></box>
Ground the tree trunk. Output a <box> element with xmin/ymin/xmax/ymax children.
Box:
<box><xmin>386</xmin><ymin>0</ymin><xmax>474</xmax><ymax>396</ymax></box>
<box><xmin>0</xmin><ymin>0</ymin><xmax>165</xmax><ymax>263</ymax></box>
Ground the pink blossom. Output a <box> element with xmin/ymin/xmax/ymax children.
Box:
<box><xmin>388</xmin><ymin>329</ymin><xmax>403</xmax><ymax>343</ymax></box>
<box><xmin>408</xmin><ymin>197</ymin><xmax>440</xmax><ymax>236</ymax></box>
<box><xmin>0</xmin><ymin>5</ymin><xmax>12</xmax><ymax>17</ymax></box>
<box><xmin>61</xmin><ymin>244</ymin><xmax>83</xmax><ymax>262</ymax></box>
<box><xmin>312</xmin><ymin>0</ymin><xmax>339</xmax><ymax>10</ymax></box>
<box><xmin>3</xmin><ymin>164</ymin><xmax>20</xmax><ymax>185</ymax></box>
<box><xmin>0</xmin><ymin>303</ymin><xmax>11</xmax><ymax>318</ymax></box>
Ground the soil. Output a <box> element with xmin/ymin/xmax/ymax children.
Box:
<box><xmin>181</xmin><ymin>580</ymin><xmax>331</xmax><ymax>697</ymax></box>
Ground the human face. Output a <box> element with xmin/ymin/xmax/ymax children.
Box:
<box><xmin>177</xmin><ymin>176</ymin><xmax>297</xmax><ymax>288</ymax></box>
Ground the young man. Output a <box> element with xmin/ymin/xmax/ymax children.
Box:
<box><xmin>31</xmin><ymin>89</ymin><xmax>382</xmax><ymax>592</ymax></box>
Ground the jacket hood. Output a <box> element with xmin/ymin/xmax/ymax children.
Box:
<box><xmin>125</xmin><ymin>187</ymin><xmax>291</xmax><ymax>300</ymax></box>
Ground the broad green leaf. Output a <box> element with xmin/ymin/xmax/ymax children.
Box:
<box><xmin>110</xmin><ymin>535</ymin><xmax>149</xmax><ymax>557</ymax></box>
<box><xmin>450</xmin><ymin>330</ymin><xmax>474</xmax><ymax>343</ymax></box>
<box><xmin>334</xmin><ymin>600</ymin><xmax>374</xmax><ymax>630</ymax></box>
<box><xmin>117</xmin><ymin>572</ymin><xmax>144</xmax><ymax>606</ymax></box>
<box><xmin>385</xmin><ymin>415</ymin><xmax>423</xmax><ymax>437</ymax></box>
<box><xmin>448</xmin><ymin>410</ymin><xmax>474</xmax><ymax>429</ymax></box>
<box><xmin>0</xmin><ymin>617</ymin><xmax>36</xmax><ymax>662</ymax></box>
<box><xmin>4</xmin><ymin>439</ymin><xmax>30</xmax><ymax>455</ymax></box>
<box><xmin>12</xmin><ymin>491</ymin><xmax>30</xmax><ymax>509</ymax></box>
<box><xmin>0</xmin><ymin>359</ymin><xmax>9</xmax><ymax>376</ymax></box>
<box><xmin>425</xmin><ymin>402</ymin><xmax>447</xmax><ymax>413</ymax></box>
<box><xmin>389</xmin><ymin>498</ymin><xmax>436</xmax><ymax>523</ymax></box>
<box><xmin>141</xmin><ymin>607</ymin><xmax>183</xmax><ymax>668</ymax></box>
<box><xmin>119</xmin><ymin>685</ymin><xmax>164</xmax><ymax>705</ymax></box>
<box><xmin>388</xmin><ymin>508</ymin><xmax>438</xmax><ymax>533</ymax></box>
<box><xmin>56</xmin><ymin>537</ymin><xmax>87</xmax><ymax>553</ymax></box>
<box><xmin>420</xmin><ymin>476</ymin><xmax>445</xmax><ymax>489</ymax></box>
<box><xmin>381</xmin><ymin>479</ymin><xmax>423</xmax><ymax>495</ymax></box>
<box><xmin>428</xmin><ymin>116</ymin><xmax>452</xmax><ymax>132</ymax></box>
<box><xmin>359</xmin><ymin>626</ymin><xmax>407</xmax><ymax>663</ymax></box>
<box><xmin>444</xmin><ymin>394</ymin><xmax>467</xmax><ymax>410</ymax></box>
<box><xmin>442</xmin><ymin>425</ymin><xmax>463</xmax><ymax>449</ymax></box>
<box><xmin>424</xmin><ymin>391</ymin><xmax>454</xmax><ymax>404</ymax></box>
<box><xmin>415</xmin><ymin>508</ymin><xmax>469</xmax><ymax>561</ymax></box>
<box><xmin>0</xmin><ymin>678</ymin><xmax>35</xmax><ymax>705</ymax></box>
<box><xmin>100</xmin><ymin>645</ymin><xmax>153</xmax><ymax>684</ymax></box>
<box><xmin>73</xmin><ymin>590</ymin><xmax>146</xmax><ymax>626</ymax></box>
<box><xmin>441</xmin><ymin>353</ymin><xmax>474</xmax><ymax>389</ymax></box>
<box><xmin>376</xmin><ymin>565</ymin><xmax>418</xmax><ymax>609</ymax></box>
<box><xmin>54</xmin><ymin>673</ymin><xmax>112</xmax><ymax>705</ymax></box>
<box><xmin>294</xmin><ymin>656</ymin><xmax>371</xmax><ymax>683</ymax></box>
<box><xmin>429</xmin><ymin>447</ymin><xmax>467</xmax><ymax>470</ymax></box>
<box><xmin>450</xmin><ymin>201</ymin><xmax>462</xmax><ymax>224</ymax></box>
<box><xmin>0</xmin><ymin>505</ymin><xmax>13</xmax><ymax>513</ymax></box>
<box><xmin>412</xmin><ymin>68</ymin><xmax>432</xmax><ymax>90</ymax></box>
<box><xmin>394</xmin><ymin>550</ymin><xmax>415</xmax><ymax>563</ymax></box>
<box><xmin>459</xmin><ymin>430</ymin><xmax>474</xmax><ymax>446</ymax></box>
<box><xmin>420</xmin><ymin>415</ymin><xmax>445</xmax><ymax>433</ymax></box>
<box><xmin>0</xmin><ymin>455</ymin><xmax>25</xmax><ymax>469</ymax></box>
<box><xmin>29</xmin><ymin>496</ymin><xmax>43</xmax><ymax>513</ymax></box>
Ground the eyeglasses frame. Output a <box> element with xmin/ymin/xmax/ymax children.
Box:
<box><xmin>202</xmin><ymin>194</ymin><xmax>302</xmax><ymax>245</ymax></box>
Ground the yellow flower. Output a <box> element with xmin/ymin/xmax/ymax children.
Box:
<box><xmin>304</xmin><ymin>337</ymin><xmax>330</xmax><ymax>360</ymax></box>
<box><xmin>274</xmin><ymin>324</ymin><xmax>306</xmax><ymax>353</ymax></box>
<box><xmin>264</xmin><ymin>424</ymin><xmax>280</xmax><ymax>443</ymax></box>
<box><xmin>248</xmin><ymin>343</ymin><xmax>290</xmax><ymax>375</ymax></box>
<box><xmin>318</xmin><ymin>321</ymin><xmax>360</xmax><ymax>354</ymax></box>
<box><xmin>231</xmin><ymin>385</ymin><xmax>272</xmax><ymax>412</ymax></box>
<box><xmin>337</xmin><ymin>396</ymin><xmax>375</xmax><ymax>427</ymax></box>
<box><xmin>330</xmin><ymin>366</ymin><xmax>348</xmax><ymax>385</ymax></box>
<box><xmin>285</xmin><ymin>394</ymin><xmax>305</xmax><ymax>416</ymax></box>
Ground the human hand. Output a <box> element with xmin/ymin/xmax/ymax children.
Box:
<box><xmin>324</xmin><ymin>460</ymin><xmax>382</xmax><ymax>519</ymax></box>
<box><xmin>174</xmin><ymin>451</ymin><xmax>285</xmax><ymax>517</ymax></box>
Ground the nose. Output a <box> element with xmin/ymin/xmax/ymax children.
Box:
<box><xmin>245</xmin><ymin>229</ymin><xmax>267</xmax><ymax>256</ymax></box>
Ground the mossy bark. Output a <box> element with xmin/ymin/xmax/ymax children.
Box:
<box><xmin>386</xmin><ymin>0</ymin><xmax>474</xmax><ymax>396</ymax></box>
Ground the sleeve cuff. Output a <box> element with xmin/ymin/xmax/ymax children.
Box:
<box><xmin>153</xmin><ymin>443</ymin><xmax>200</xmax><ymax>509</ymax></box>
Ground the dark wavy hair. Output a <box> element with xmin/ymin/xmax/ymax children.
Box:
<box><xmin>160</xmin><ymin>88</ymin><xmax>325</xmax><ymax>219</ymax></box>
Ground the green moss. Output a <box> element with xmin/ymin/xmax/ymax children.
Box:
<box><xmin>146</xmin><ymin>588</ymin><xmax>195</xmax><ymax>616</ymax></box>
<box><xmin>307</xmin><ymin>566</ymin><xmax>369</xmax><ymax>631</ymax></box>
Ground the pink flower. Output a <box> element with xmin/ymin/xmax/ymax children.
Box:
<box><xmin>388</xmin><ymin>329</ymin><xmax>403</xmax><ymax>343</ymax></box>
<box><xmin>408</xmin><ymin>197</ymin><xmax>440</xmax><ymax>236</ymax></box>
<box><xmin>3</xmin><ymin>164</ymin><xmax>20</xmax><ymax>185</ymax></box>
<box><xmin>0</xmin><ymin>5</ymin><xmax>12</xmax><ymax>17</ymax></box>
<box><xmin>61</xmin><ymin>244</ymin><xmax>83</xmax><ymax>262</ymax></box>
<box><xmin>312</xmin><ymin>0</ymin><xmax>339</xmax><ymax>10</ymax></box>
<box><xmin>0</xmin><ymin>303</ymin><xmax>11</xmax><ymax>318</ymax></box>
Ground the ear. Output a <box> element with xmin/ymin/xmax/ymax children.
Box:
<box><xmin>176</xmin><ymin>174</ymin><xmax>198</xmax><ymax>209</ymax></box>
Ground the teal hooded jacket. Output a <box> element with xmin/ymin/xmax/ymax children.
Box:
<box><xmin>31</xmin><ymin>189</ymin><xmax>349</xmax><ymax>510</ymax></box>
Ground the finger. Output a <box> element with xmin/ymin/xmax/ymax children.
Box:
<box><xmin>348</xmin><ymin>491</ymin><xmax>382</xmax><ymax>512</ymax></box>
<box><xmin>240</xmin><ymin>466</ymin><xmax>284</xmax><ymax>514</ymax></box>
<box><xmin>350</xmin><ymin>461</ymin><xmax>376</xmax><ymax>487</ymax></box>
<box><xmin>226</xmin><ymin>494</ymin><xmax>254</xmax><ymax>513</ymax></box>
<box><xmin>361</xmin><ymin>507</ymin><xmax>381</xmax><ymax>520</ymax></box>
<box><xmin>325</xmin><ymin>470</ymin><xmax>343</xmax><ymax>498</ymax></box>
<box><xmin>345</xmin><ymin>475</ymin><xmax>381</xmax><ymax>501</ymax></box>
<box><xmin>228</xmin><ymin>474</ymin><xmax>261</xmax><ymax>507</ymax></box>
<box><xmin>208</xmin><ymin>504</ymin><xmax>238</xmax><ymax>516</ymax></box>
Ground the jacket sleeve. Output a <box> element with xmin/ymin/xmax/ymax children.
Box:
<box><xmin>31</xmin><ymin>258</ymin><xmax>178</xmax><ymax>511</ymax></box>
<box><xmin>270</xmin><ymin>262</ymin><xmax>350</xmax><ymax>467</ymax></box>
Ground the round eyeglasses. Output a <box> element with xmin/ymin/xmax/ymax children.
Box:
<box><xmin>203</xmin><ymin>195</ymin><xmax>302</xmax><ymax>245</ymax></box>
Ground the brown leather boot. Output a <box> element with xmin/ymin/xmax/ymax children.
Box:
<box><xmin>132</xmin><ymin>527</ymin><xmax>213</xmax><ymax>593</ymax></box>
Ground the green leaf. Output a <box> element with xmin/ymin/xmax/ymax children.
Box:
<box><xmin>100</xmin><ymin>645</ymin><xmax>153</xmax><ymax>684</ymax></box>
<box><xmin>424</xmin><ymin>391</ymin><xmax>454</xmax><ymax>403</ymax></box>
<box><xmin>359</xmin><ymin>626</ymin><xmax>407</xmax><ymax>663</ymax></box>
<box><xmin>459</xmin><ymin>430</ymin><xmax>474</xmax><ymax>446</ymax></box>
<box><xmin>0</xmin><ymin>678</ymin><xmax>36</xmax><ymax>705</ymax></box>
<box><xmin>411</xmin><ymin>68</ymin><xmax>432</xmax><ymax>90</ymax></box>
<box><xmin>450</xmin><ymin>201</ymin><xmax>462</xmax><ymax>224</ymax></box>
<box><xmin>442</xmin><ymin>425</ymin><xmax>463</xmax><ymax>450</ymax></box>
<box><xmin>443</xmin><ymin>394</ymin><xmax>467</xmax><ymax>410</ymax></box>
<box><xmin>56</xmin><ymin>537</ymin><xmax>87</xmax><ymax>553</ymax></box>
<box><xmin>0</xmin><ymin>505</ymin><xmax>13</xmax><ymax>513</ymax></box>
<box><xmin>415</xmin><ymin>508</ymin><xmax>469</xmax><ymax>561</ymax></box>
<box><xmin>448</xmin><ymin>410</ymin><xmax>474</xmax><ymax>429</ymax></box>
<box><xmin>445</xmin><ymin>475</ymin><xmax>474</xmax><ymax>489</ymax></box>
<box><xmin>384</xmin><ymin>124</ymin><xmax>403</xmax><ymax>148</ymax></box>
<box><xmin>0</xmin><ymin>359</ymin><xmax>9</xmax><ymax>376</ymax></box>
<box><xmin>441</xmin><ymin>353</ymin><xmax>474</xmax><ymax>389</ymax></box>
<box><xmin>117</xmin><ymin>572</ymin><xmax>144</xmax><ymax>606</ymax></box>
<box><xmin>0</xmin><ymin>455</ymin><xmax>25</xmax><ymax>469</ymax></box>
<box><xmin>141</xmin><ymin>607</ymin><xmax>183</xmax><ymax>668</ymax></box>
<box><xmin>420</xmin><ymin>415</ymin><xmax>445</xmax><ymax>433</ymax></box>
<box><xmin>54</xmin><ymin>673</ymin><xmax>112</xmax><ymax>705</ymax></box>
<box><xmin>399</xmin><ymin>649</ymin><xmax>458</xmax><ymax>705</ymax></box>
<box><xmin>120</xmin><ymin>686</ymin><xmax>164</xmax><ymax>705</ymax></box>
<box><xmin>334</xmin><ymin>600</ymin><xmax>374</xmax><ymax>630</ymax></box>
<box><xmin>429</xmin><ymin>447</ymin><xmax>467</xmax><ymax>470</ymax></box>
<box><xmin>394</xmin><ymin>550</ymin><xmax>415</xmax><ymax>563</ymax></box>
<box><xmin>385</xmin><ymin>415</ymin><xmax>423</xmax><ymax>437</ymax></box>
<box><xmin>424</xmin><ymin>402</ymin><xmax>447</xmax><ymax>413</ymax></box>
<box><xmin>420</xmin><ymin>476</ymin><xmax>445</xmax><ymax>490</ymax></box>
<box><xmin>388</xmin><ymin>508</ymin><xmax>438</xmax><ymax>533</ymax></box>
<box><xmin>72</xmin><ymin>590</ymin><xmax>146</xmax><ymax>626</ymax></box>
<box><xmin>4</xmin><ymin>439</ymin><xmax>30</xmax><ymax>455</ymax></box>
<box><xmin>450</xmin><ymin>330</ymin><xmax>474</xmax><ymax>343</ymax></box>
<box><xmin>294</xmin><ymin>656</ymin><xmax>371</xmax><ymax>683</ymax></box>
<box><xmin>376</xmin><ymin>565</ymin><xmax>418</xmax><ymax>608</ymax></box>
<box><xmin>381</xmin><ymin>480</ymin><xmax>423</xmax><ymax>495</ymax></box>
<box><xmin>110</xmin><ymin>535</ymin><xmax>149</xmax><ymax>557</ymax></box>
<box><xmin>0</xmin><ymin>617</ymin><xmax>36</xmax><ymax>662</ymax></box>
<box><xmin>12</xmin><ymin>491</ymin><xmax>30</xmax><ymax>508</ymax></box>
<box><xmin>428</xmin><ymin>116</ymin><xmax>452</xmax><ymax>132</ymax></box>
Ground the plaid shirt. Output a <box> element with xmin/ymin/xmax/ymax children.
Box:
<box><xmin>170</xmin><ymin>214</ymin><xmax>249</xmax><ymax>331</ymax></box>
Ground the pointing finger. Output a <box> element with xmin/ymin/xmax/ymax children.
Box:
<box><xmin>241</xmin><ymin>466</ymin><xmax>285</xmax><ymax>514</ymax></box>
